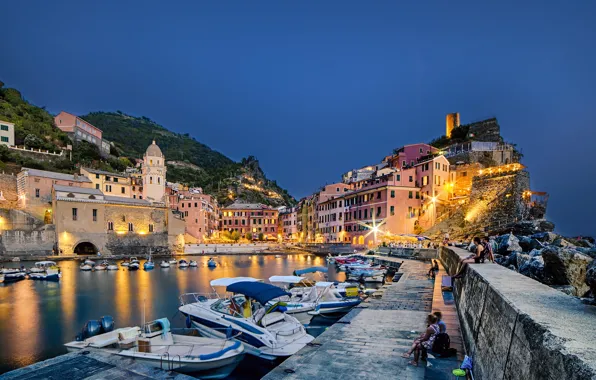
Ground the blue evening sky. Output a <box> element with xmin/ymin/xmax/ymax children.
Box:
<box><xmin>1</xmin><ymin>1</ymin><xmax>595</xmax><ymax>236</ymax></box>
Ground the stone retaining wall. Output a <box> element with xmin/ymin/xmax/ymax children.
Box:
<box><xmin>440</xmin><ymin>246</ymin><xmax>596</xmax><ymax>380</ymax></box>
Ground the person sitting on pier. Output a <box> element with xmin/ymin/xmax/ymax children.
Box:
<box><xmin>453</xmin><ymin>237</ymin><xmax>485</xmax><ymax>278</ymax></box>
<box><xmin>433</xmin><ymin>311</ymin><xmax>446</xmax><ymax>333</ymax></box>
<box><xmin>427</xmin><ymin>260</ymin><xmax>439</xmax><ymax>279</ymax></box>
<box><xmin>402</xmin><ymin>314</ymin><xmax>440</xmax><ymax>366</ymax></box>
<box><xmin>482</xmin><ymin>236</ymin><xmax>495</xmax><ymax>263</ymax></box>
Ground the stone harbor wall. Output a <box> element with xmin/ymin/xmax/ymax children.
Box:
<box><xmin>439</xmin><ymin>246</ymin><xmax>596</xmax><ymax>380</ymax></box>
<box><xmin>0</xmin><ymin>225</ymin><xmax>56</xmax><ymax>256</ymax></box>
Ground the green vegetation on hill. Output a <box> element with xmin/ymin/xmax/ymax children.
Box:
<box><xmin>81</xmin><ymin>112</ymin><xmax>296</xmax><ymax>207</ymax></box>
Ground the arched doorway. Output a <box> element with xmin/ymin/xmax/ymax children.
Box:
<box><xmin>352</xmin><ymin>236</ymin><xmax>357</xmax><ymax>245</ymax></box>
<box><xmin>74</xmin><ymin>242</ymin><xmax>98</xmax><ymax>255</ymax></box>
<box><xmin>358</xmin><ymin>236</ymin><xmax>364</xmax><ymax>245</ymax></box>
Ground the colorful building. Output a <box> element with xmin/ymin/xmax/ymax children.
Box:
<box><xmin>0</xmin><ymin>120</ymin><xmax>15</xmax><ymax>146</ymax></box>
<box><xmin>54</xmin><ymin>111</ymin><xmax>110</xmax><ymax>156</ymax></box>
<box><xmin>168</xmin><ymin>186</ymin><xmax>218</xmax><ymax>242</ymax></box>
<box><xmin>220</xmin><ymin>202</ymin><xmax>279</xmax><ymax>239</ymax></box>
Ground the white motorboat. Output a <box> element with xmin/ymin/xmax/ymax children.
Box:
<box><xmin>12</xmin><ymin>257</ymin><xmax>20</xmax><ymax>262</ymax></box>
<box><xmin>28</xmin><ymin>261</ymin><xmax>61</xmax><ymax>281</ymax></box>
<box><xmin>169</xmin><ymin>258</ymin><xmax>178</xmax><ymax>264</ymax></box>
<box><xmin>84</xmin><ymin>259</ymin><xmax>96</xmax><ymax>266</ymax></box>
<box><xmin>95</xmin><ymin>263</ymin><xmax>107</xmax><ymax>271</ymax></box>
<box><xmin>65</xmin><ymin>317</ymin><xmax>245</xmax><ymax>379</ymax></box>
<box><xmin>268</xmin><ymin>276</ymin><xmax>317</xmax><ymax>325</ymax></box>
<box><xmin>129</xmin><ymin>262</ymin><xmax>140</xmax><ymax>271</ymax></box>
<box><xmin>0</xmin><ymin>272</ymin><xmax>26</xmax><ymax>283</ymax></box>
<box><xmin>121</xmin><ymin>261</ymin><xmax>130</xmax><ymax>267</ymax></box>
<box><xmin>189</xmin><ymin>260</ymin><xmax>198</xmax><ymax>267</ymax></box>
<box><xmin>160</xmin><ymin>260</ymin><xmax>170</xmax><ymax>268</ymax></box>
<box><xmin>178</xmin><ymin>259</ymin><xmax>189</xmax><ymax>268</ymax></box>
<box><xmin>1</xmin><ymin>268</ymin><xmax>22</xmax><ymax>275</ymax></box>
<box><xmin>179</xmin><ymin>277</ymin><xmax>314</xmax><ymax>360</ymax></box>
<box><xmin>106</xmin><ymin>263</ymin><xmax>119</xmax><ymax>270</ymax></box>
<box><xmin>310</xmin><ymin>282</ymin><xmax>362</xmax><ymax>314</ymax></box>
<box><xmin>80</xmin><ymin>264</ymin><xmax>93</xmax><ymax>271</ymax></box>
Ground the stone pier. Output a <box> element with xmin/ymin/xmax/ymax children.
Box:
<box><xmin>264</xmin><ymin>258</ymin><xmax>463</xmax><ymax>380</ymax></box>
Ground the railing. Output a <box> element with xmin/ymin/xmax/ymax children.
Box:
<box><xmin>179</xmin><ymin>292</ymin><xmax>219</xmax><ymax>306</ymax></box>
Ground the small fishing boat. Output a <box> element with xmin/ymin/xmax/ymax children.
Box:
<box><xmin>130</xmin><ymin>257</ymin><xmax>140</xmax><ymax>264</ymax></box>
<box><xmin>94</xmin><ymin>263</ymin><xmax>107</xmax><ymax>271</ymax></box>
<box><xmin>28</xmin><ymin>261</ymin><xmax>61</xmax><ymax>281</ymax></box>
<box><xmin>178</xmin><ymin>259</ymin><xmax>189</xmax><ymax>268</ymax></box>
<box><xmin>189</xmin><ymin>260</ymin><xmax>198</xmax><ymax>267</ymax></box>
<box><xmin>160</xmin><ymin>260</ymin><xmax>170</xmax><ymax>268</ymax></box>
<box><xmin>143</xmin><ymin>259</ymin><xmax>155</xmax><ymax>270</ymax></box>
<box><xmin>207</xmin><ymin>258</ymin><xmax>217</xmax><ymax>268</ymax></box>
<box><xmin>80</xmin><ymin>264</ymin><xmax>93</xmax><ymax>271</ymax></box>
<box><xmin>1</xmin><ymin>267</ymin><xmax>23</xmax><ymax>275</ymax></box>
<box><xmin>106</xmin><ymin>262</ymin><xmax>119</xmax><ymax>270</ymax></box>
<box><xmin>120</xmin><ymin>261</ymin><xmax>130</xmax><ymax>267</ymax></box>
<box><xmin>0</xmin><ymin>272</ymin><xmax>26</xmax><ymax>284</ymax></box>
<box><xmin>128</xmin><ymin>262</ymin><xmax>140</xmax><ymax>271</ymax></box>
<box><xmin>12</xmin><ymin>257</ymin><xmax>20</xmax><ymax>262</ymax></box>
<box><xmin>65</xmin><ymin>317</ymin><xmax>245</xmax><ymax>378</ymax></box>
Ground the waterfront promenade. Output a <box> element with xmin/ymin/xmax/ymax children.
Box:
<box><xmin>264</xmin><ymin>258</ymin><xmax>463</xmax><ymax>380</ymax></box>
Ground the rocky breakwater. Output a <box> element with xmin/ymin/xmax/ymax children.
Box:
<box><xmin>490</xmin><ymin>227</ymin><xmax>595</xmax><ymax>299</ymax></box>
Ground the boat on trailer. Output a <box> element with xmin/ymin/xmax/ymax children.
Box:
<box><xmin>179</xmin><ymin>277</ymin><xmax>314</xmax><ymax>360</ymax></box>
<box><xmin>65</xmin><ymin>317</ymin><xmax>244</xmax><ymax>379</ymax></box>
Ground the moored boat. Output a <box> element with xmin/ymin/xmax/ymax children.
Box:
<box><xmin>80</xmin><ymin>264</ymin><xmax>93</xmax><ymax>271</ymax></box>
<box><xmin>143</xmin><ymin>260</ymin><xmax>155</xmax><ymax>270</ymax></box>
<box><xmin>0</xmin><ymin>272</ymin><xmax>26</xmax><ymax>284</ymax></box>
<box><xmin>128</xmin><ymin>262</ymin><xmax>140</xmax><ymax>271</ymax></box>
<box><xmin>207</xmin><ymin>258</ymin><xmax>217</xmax><ymax>268</ymax></box>
<box><xmin>178</xmin><ymin>259</ymin><xmax>189</xmax><ymax>268</ymax></box>
<box><xmin>65</xmin><ymin>317</ymin><xmax>244</xmax><ymax>378</ymax></box>
<box><xmin>179</xmin><ymin>277</ymin><xmax>314</xmax><ymax>360</ymax></box>
<box><xmin>189</xmin><ymin>260</ymin><xmax>198</xmax><ymax>267</ymax></box>
<box><xmin>160</xmin><ymin>260</ymin><xmax>170</xmax><ymax>268</ymax></box>
<box><xmin>28</xmin><ymin>261</ymin><xmax>61</xmax><ymax>281</ymax></box>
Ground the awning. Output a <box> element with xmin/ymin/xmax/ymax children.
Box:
<box><xmin>293</xmin><ymin>266</ymin><xmax>328</xmax><ymax>276</ymax></box>
<box><xmin>210</xmin><ymin>277</ymin><xmax>261</xmax><ymax>287</ymax></box>
<box><xmin>226</xmin><ymin>281</ymin><xmax>290</xmax><ymax>305</ymax></box>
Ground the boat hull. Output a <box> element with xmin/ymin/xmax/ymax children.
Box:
<box><xmin>28</xmin><ymin>273</ymin><xmax>60</xmax><ymax>281</ymax></box>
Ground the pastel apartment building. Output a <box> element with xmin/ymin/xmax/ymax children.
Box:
<box><xmin>220</xmin><ymin>202</ymin><xmax>279</xmax><ymax>239</ymax></box>
<box><xmin>0</xmin><ymin>120</ymin><xmax>15</xmax><ymax>146</ymax></box>
<box><xmin>80</xmin><ymin>168</ymin><xmax>135</xmax><ymax>198</ymax></box>
<box><xmin>17</xmin><ymin>168</ymin><xmax>92</xmax><ymax>221</ymax></box>
<box><xmin>168</xmin><ymin>186</ymin><xmax>219</xmax><ymax>242</ymax></box>
<box><xmin>54</xmin><ymin>111</ymin><xmax>110</xmax><ymax>156</ymax></box>
<box><xmin>279</xmin><ymin>206</ymin><xmax>299</xmax><ymax>240</ymax></box>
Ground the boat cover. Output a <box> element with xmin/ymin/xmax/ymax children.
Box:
<box><xmin>268</xmin><ymin>275</ymin><xmax>304</xmax><ymax>284</ymax></box>
<box><xmin>210</xmin><ymin>277</ymin><xmax>261</xmax><ymax>287</ymax></box>
<box><xmin>293</xmin><ymin>266</ymin><xmax>328</xmax><ymax>276</ymax></box>
<box><xmin>226</xmin><ymin>281</ymin><xmax>290</xmax><ymax>305</ymax></box>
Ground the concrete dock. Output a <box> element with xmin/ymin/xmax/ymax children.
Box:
<box><xmin>264</xmin><ymin>258</ymin><xmax>464</xmax><ymax>380</ymax></box>
<box><xmin>1</xmin><ymin>348</ymin><xmax>195</xmax><ymax>380</ymax></box>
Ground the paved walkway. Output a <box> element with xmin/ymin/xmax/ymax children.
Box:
<box><xmin>265</xmin><ymin>258</ymin><xmax>463</xmax><ymax>380</ymax></box>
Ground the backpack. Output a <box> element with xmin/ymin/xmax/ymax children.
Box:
<box><xmin>432</xmin><ymin>332</ymin><xmax>450</xmax><ymax>355</ymax></box>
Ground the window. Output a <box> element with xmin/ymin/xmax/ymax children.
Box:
<box><xmin>391</xmin><ymin>190</ymin><xmax>395</xmax><ymax>198</ymax></box>
<box><xmin>0</xmin><ymin>124</ymin><xmax>9</xmax><ymax>131</ymax></box>
<box><xmin>158</xmin><ymin>177</ymin><xmax>160</xmax><ymax>184</ymax></box>
<box><xmin>194</xmin><ymin>202</ymin><xmax>198</xmax><ymax>207</ymax></box>
<box><xmin>35</xmin><ymin>189</ymin><xmax>40</xmax><ymax>198</ymax></box>
<box><xmin>181</xmin><ymin>203</ymin><xmax>184</xmax><ymax>208</ymax></box>
<box><xmin>409</xmin><ymin>176</ymin><xmax>413</xmax><ymax>182</ymax></box>
<box><xmin>106</xmin><ymin>176</ymin><xmax>111</xmax><ymax>182</ymax></box>
<box><xmin>95</xmin><ymin>174</ymin><xmax>99</xmax><ymax>179</ymax></box>
<box><xmin>377</xmin><ymin>191</ymin><xmax>381</xmax><ymax>199</ymax></box>
<box><xmin>133</xmin><ymin>195</ymin><xmax>136</xmax><ymax>199</ymax></box>
<box><xmin>107</xmin><ymin>221</ymin><xmax>113</xmax><ymax>231</ymax></box>
<box><xmin>235</xmin><ymin>220</ymin><xmax>238</xmax><ymax>225</ymax></box>
<box><xmin>377</xmin><ymin>207</ymin><xmax>381</xmax><ymax>217</ymax></box>
<box><xmin>1</xmin><ymin>136</ymin><xmax>8</xmax><ymax>143</ymax></box>
<box><xmin>416</xmin><ymin>192</ymin><xmax>420</xmax><ymax>199</ymax></box>
<box><xmin>462</xmin><ymin>172</ymin><xmax>467</xmax><ymax>177</ymax></box>
<box><xmin>336</xmin><ymin>187</ymin><xmax>340</xmax><ymax>192</ymax></box>
<box><xmin>121</xmin><ymin>187</ymin><xmax>125</xmax><ymax>194</ymax></box>
<box><xmin>72</xmin><ymin>208</ymin><xmax>78</xmax><ymax>221</ymax></box>
<box><xmin>185</xmin><ymin>211</ymin><xmax>188</xmax><ymax>217</ymax></box>
<box><xmin>105</xmin><ymin>184</ymin><xmax>112</xmax><ymax>192</ymax></box>
<box><xmin>92</xmin><ymin>209</ymin><xmax>97</xmax><ymax>222</ymax></box>
<box><xmin>96</xmin><ymin>184</ymin><xmax>99</xmax><ymax>190</ymax></box>
<box><xmin>419</xmin><ymin>148</ymin><xmax>423</xmax><ymax>153</ymax></box>
<box><xmin>128</xmin><ymin>223</ymin><xmax>134</xmax><ymax>232</ymax></box>
<box><xmin>364</xmin><ymin>209</ymin><xmax>368</xmax><ymax>218</ymax></box>
<box><xmin>396</xmin><ymin>174</ymin><xmax>401</xmax><ymax>181</ymax></box>
<box><xmin>150</xmin><ymin>177</ymin><xmax>153</xmax><ymax>184</ymax></box>
<box><xmin>149</xmin><ymin>224</ymin><xmax>154</xmax><ymax>232</ymax></box>
<box><xmin>402</xmin><ymin>160</ymin><xmax>406</xmax><ymax>167</ymax></box>
<box><xmin>114</xmin><ymin>178</ymin><xmax>119</xmax><ymax>183</ymax></box>
<box><xmin>390</xmin><ymin>206</ymin><xmax>395</xmax><ymax>216</ymax></box>
<box><xmin>409</xmin><ymin>191</ymin><xmax>413</xmax><ymax>199</ymax></box>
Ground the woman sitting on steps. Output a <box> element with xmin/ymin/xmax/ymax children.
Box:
<box><xmin>402</xmin><ymin>314</ymin><xmax>440</xmax><ymax>366</ymax></box>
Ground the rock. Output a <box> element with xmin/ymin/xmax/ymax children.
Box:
<box><xmin>518</xmin><ymin>236</ymin><xmax>543</xmax><ymax>252</ymax></box>
<box><xmin>508</xmin><ymin>265</ymin><xmax>516</xmax><ymax>271</ymax></box>
<box><xmin>542</xmin><ymin>246</ymin><xmax>593</xmax><ymax>296</ymax></box>
<box><xmin>537</xmin><ymin>220</ymin><xmax>555</xmax><ymax>232</ymax></box>
<box><xmin>586</xmin><ymin>260</ymin><xmax>596</xmax><ymax>297</ymax></box>
<box><xmin>517</xmin><ymin>254</ymin><xmax>531</xmax><ymax>275</ymax></box>
<box><xmin>528</xmin><ymin>256</ymin><xmax>545</xmax><ymax>281</ymax></box>
<box><xmin>497</xmin><ymin>233</ymin><xmax>522</xmax><ymax>255</ymax></box>
<box><xmin>494</xmin><ymin>254</ymin><xmax>505</xmax><ymax>265</ymax></box>
<box><xmin>550</xmin><ymin>285</ymin><xmax>577</xmax><ymax>296</ymax></box>
<box><xmin>529</xmin><ymin>248</ymin><xmax>542</xmax><ymax>257</ymax></box>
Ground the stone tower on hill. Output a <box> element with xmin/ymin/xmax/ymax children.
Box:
<box><xmin>142</xmin><ymin>140</ymin><xmax>166</xmax><ymax>202</ymax></box>
<box><xmin>446</xmin><ymin>112</ymin><xmax>460</xmax><ymax>138</ymax></box>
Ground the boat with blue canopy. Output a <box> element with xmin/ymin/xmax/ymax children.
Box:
<box><xmin>293</xmin><ymin>266</ymin><xmax>328</xmax><ymax>276</ymax></box>
<box><xmin>179</xmin><ymin>277</ymin><xmax>314</xmax><ymax>360</ymax></box>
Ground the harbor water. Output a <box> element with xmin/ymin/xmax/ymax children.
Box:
<box><xmin>0</xmin><ymin>253</ymin><xmax>346</xmax><ymax>378</ymax></box>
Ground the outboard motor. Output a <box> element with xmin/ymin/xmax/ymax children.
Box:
<box><xmin>100</xmin><ymin>316</ymin><xmax>114</xmax><ymax>333</ymax></box>
<box><xmin>75</xmin><ymin>315</ymin><xmax>115</xmax><ymax>341</ymax></box>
